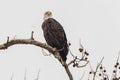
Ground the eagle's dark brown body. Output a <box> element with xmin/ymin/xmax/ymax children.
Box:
<box><xmin>42</xmin><ymin>18</ymin><xmax>68</xmax><ymax>61</ymax></box>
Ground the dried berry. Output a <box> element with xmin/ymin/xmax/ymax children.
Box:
<box><xmin>100</xmin><ymin>66</ymin><xmax>103</xmax><ymax>69</ymax></box>
<box><xmin>89</xmin><ymin>71</ymin><xmax>92</xmax><ymax>74</ymax></box>
<box><xmin>68</xmin><ymin>42</ymin><xmax>71</xmax><ymax>46</ymax></box>
<box><xmin>104</xmin><ymin>77</ymin><xmax>107</xmax><ymax>80</ymax></box>
<box><xmin>73</xmin><ymin>64</ymin><xmax>75</xmax><ymax>67</ymax></box>
<box><xmin>79</xmin><ymin>48</ymin><xmax>83</xmax><ymax>52</ymax></box>
<box><xmin>99</xmin><ymin>73</ymin><xmax>101</xmax><ymax>76</ymax></box>
<box><xmin>103</xmin><ymin>70</ymin><xmax>106</xmax><ymax>73</ymax></box>
<box><xmin>84</xmin><ymin>51</ymin><xmax>89</xmax><ymax>56</ymax></box>
<box><xmin>119</xmin><ymin>66</ymin><xmax>120</xmax><ymax>69</ymax></box>
<box><xmin>113</xmin><ymin>70</ymin><xmax>116</xmax><ymax>73</ymax></box>
<box><xmin>116</xmin><ymin>62</ymin><xmax>119</xmax><ymax>65</ymax></box>
<box><xmin>85</xmin><ymin>57</ymin><xmax>88</xmax><ymax>60</ymax></box>
<box><xmin>118</xmin><ymin>77</ymin><xmax>120</xmax><ymax>79</ymax></box>
<box><xmin>114</xmin><ymin>65</ymin><xmax>117</xmax><ymax>68</ymax></box>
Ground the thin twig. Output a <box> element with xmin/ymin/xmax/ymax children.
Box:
<box><xmin>77</xmin><ymin>61</ymin><xmax>89</xmax><ymax>68</ymax></box>
<box><xmin>112</xmin><ymin>52</ymin><xmax>120</xmax><ymax>79</ymax></box>
<box><xmin>24</xmin><ymin>68</ymin><xmax>27</xmax><ymax>80</ymax></box>
<box><xmin>7</xmin><ymin>36</ymin><xmax>9</xmax><ymax>43</ymax></box>
<box><xmin>93</xmin><ymin>57</ymin><xmax>104</xmax><ymax>80</ymax></box>
<box><xmin>41</xmin><ymin>48</ymin><xmax>51</xmax><ymax>56</ymax></box>
<box><xmin>35</xmin><ymin>69</ymin><xmax>40</xmax><ymax>80</ymax></box>
<box><xmin>80</xmin><ymin>71</ymin><xmax>85</xmax><ymax>80</ymax></box>
<box><xmin>30</xmin><ymin>31</ymin><xmax>34</xmax><ymax>40</ymax></box>
<box><xmin>89</xmin><ymin>62</ymin><xmax>94</xmax><ymax>72</ymax></box>
<box><xmin>69</xmin><ymin>48</ymin><xmax>75</xmax><ymax>58</ymax></box>
<box><xmin>68</xmin><ymin>57</ymin><xmax>77</xmax><ymax>66</ymax></box>
<box><xmin>10</xmin><ymin>72</ymin><xmax>13</xmax><ymax>80</ymax></box>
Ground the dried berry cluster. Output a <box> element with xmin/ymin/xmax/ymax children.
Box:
<box><xmin>73</xmin><ymin>46</ymin><xmax>90</xmax><ymax>67</ymax></box>
<box><xmin>112</xmin><ymin>62</ymin><xmax>120</xmax><ymax>80</ymax></box>
<box><xmin>79</xmin><ymin>48</ymin><xmax>89</xmax><ymax>61</ymax></box>
<box><xmin>99</xmin><ymin>66</ymin><xmax>108</xmax><ymax>80</ymax></box>
<box><xmin>89</xmin><ymin>65</ymin><xmax>108</xmax><ymax>80</ymax></box>
<box><xmin>88</xmin><ymin>55</ymin><xmax>120</xmax><ymax>80</ymax></box>
<box><xmin>69</xmin><ymin>43</ymin><xmax>89</xmax><ymax>68</ymax></box>
<box><xmin>72</xmin><ymin>49</ymin><xmax>89</xmax><ymax>68</ymax></box>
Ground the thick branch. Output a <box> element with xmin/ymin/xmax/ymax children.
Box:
<box><xmin>64</xmin><ymin>63</ymin><xmax>73</xmax><ymax>80</ymax></box>
<box><xmin>0</xmin><ymin>38</ymin><xmax>73</xmax><ymax>80</ymax></box>
<box><xmin>0</xmin><ymin>39</ymin><xmax>54</xmax><ymax>53</ymax></box>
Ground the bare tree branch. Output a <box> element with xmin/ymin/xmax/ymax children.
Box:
<box><xmin>0</xmin><ymin>38</ymin><xmax>73</xmax><ymax>80</ymax></box>
<box><xmin>64</xmin><ymin>63</ymin><xmax>73</xmax><ymax>80</ymax></box>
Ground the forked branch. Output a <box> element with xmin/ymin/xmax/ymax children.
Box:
<box><xmin>0</xmin><ymin>38</ymin><xmax>73</xmax><ymax>80</ymax></box>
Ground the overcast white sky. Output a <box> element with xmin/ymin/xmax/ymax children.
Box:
<box><xmin>0</xmin><ymin>0</ymin><xmax>120</xmax><ymax>80</ymax></box>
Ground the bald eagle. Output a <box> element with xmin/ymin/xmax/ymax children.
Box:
<box><xmin>42</xmin><ymin>11</ymin><xmax>68</xmax><ymax>62</ymax></box>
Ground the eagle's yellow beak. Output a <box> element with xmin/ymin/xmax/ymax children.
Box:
<box><xmin>45</xmin><ymin>11</ymin><xmax>52</xmax><ymax>17</ymax></box>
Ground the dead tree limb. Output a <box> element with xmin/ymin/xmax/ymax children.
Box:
<box><xmin>0</xmin><ymin>38</ymin><xmax>73</xmax><ymax>80</ymax></box>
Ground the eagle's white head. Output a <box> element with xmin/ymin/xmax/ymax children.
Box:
<box><xmin>44</xmin><ymin>11</ymin><xmax>52</xmax><ymax>20</ymax></box>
